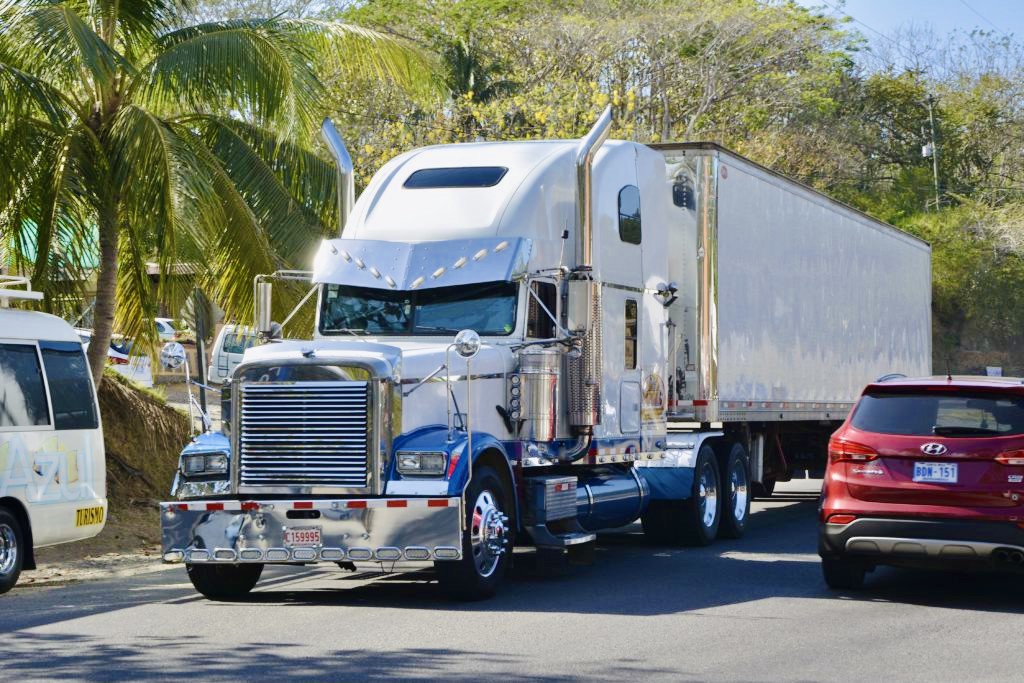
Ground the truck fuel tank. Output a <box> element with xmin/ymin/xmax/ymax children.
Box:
<box><xmin>576</xmin><ymin>467</ymin><xmax>649</xmax><ymax>531</ymax></box>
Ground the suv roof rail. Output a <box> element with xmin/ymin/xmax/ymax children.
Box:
<box><xmin>0</xmin><ymin>275</ymin><xmax>44</xmax><ymax>307</ymax></box>
<box><xmin>875</xmin><ymin>373</ymin><xmax>907</xmax><ymax>383</ymax></box>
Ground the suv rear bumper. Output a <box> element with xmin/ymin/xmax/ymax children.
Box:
<box><xmin>819</xmin><ymin>517</ymin><xmax>1024</xmax><ymax>569</ymax></box>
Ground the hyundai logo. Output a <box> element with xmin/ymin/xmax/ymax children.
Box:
<box><xmin>920</xmin><ymin>443</ymin><xmax>948</xmax><ymax>456</ymax></box>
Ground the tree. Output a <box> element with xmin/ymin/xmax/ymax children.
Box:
<box><xmin>0</xmin><ymin>0</ymin><xmax>430</xmax><ymax>384</ymax></box>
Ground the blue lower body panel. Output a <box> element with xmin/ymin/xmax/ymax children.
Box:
<box><xmin>635</xmin><ymin>467</ymin><xmax>695</xmax><ymax>501</ymax></box>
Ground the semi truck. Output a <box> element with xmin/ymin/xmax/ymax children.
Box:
<box><xmin>161</xmin><ymin>107</ymin><xmax>932</xmax><ymax>600</ymax></box>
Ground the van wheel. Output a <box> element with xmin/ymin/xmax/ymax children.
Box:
<box><xmin>821</xmin><ymin>557</ymin><xmax>867</xmax><ymax>590</ymax></box>
<box><xmin>0</xmin><ymin>509</ymin><xmax>24</xmax><ymax>594</ymax></box>
<box><xmin>186</xmin><ymin>563</ymin><xmax>263</xmax><ymax>600</ymax></box>
<box><xmin>437</xmin><ymin>466</ymin><xmax>512</xmax><ymax>601</ymax></box>
<box><xmin>641</xmin><ymin>445</ymin><xmax>721</xmax><ymax>546</ymax></box>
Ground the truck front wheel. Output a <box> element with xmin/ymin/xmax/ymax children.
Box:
<box><xmin>0</xmin><ymin>508</ymin><xmax>25</xmax><ymax>595</ymax></box>
<box><xmin>186</xmin><ymin>562</ymin><xmax>263</xmax><ymax>600</ymax></box>
<box><xmin>437</xmin><ymin>466</ymin><xmax>512</xmax><ymax>601</ymax></box>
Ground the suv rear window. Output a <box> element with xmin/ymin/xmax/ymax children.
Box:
<box><xmin>851</xmin><ymin>391</ymin><xmax>1024</xmax><ymax>436</ymax></box>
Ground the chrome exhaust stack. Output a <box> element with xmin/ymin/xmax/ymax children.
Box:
<box><xmin>321</xmin><ymin>118</ymin><xmax>355</xmax><ymax>236</ymax></box>
<box><xmin>564</xmin><ymin>106</ymin><xmax>611</xmax><ymax>455</ymax></box>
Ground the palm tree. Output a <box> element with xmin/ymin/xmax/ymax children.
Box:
<box><xmin>0</xmin><ymin>0</ymin><xmax>430</xmax><ymax>384</ymax></box>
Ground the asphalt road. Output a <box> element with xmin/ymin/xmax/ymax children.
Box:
<box><xmin>2</xmin><ymin>479</ymin><xmax>1023</xmax><ymax>682</ymax></box>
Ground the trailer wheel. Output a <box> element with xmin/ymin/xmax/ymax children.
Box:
<box><xmin>641</xmin><ymin>445</ymin><xmax>721</xmax><ymax>546</ymax></box>
<box><xmin>186</xmin><ymin>562</ymin><xmax>263</xmax><ymax>600</ymax></box>
<box><xmin>718</xmin><ymin>443</ymin><xmax>750</xmax><ymax>539</ymax></box>
<box><xmin>437</xmin><ymin>466</ymin><xmax>511</xmax><ymax>601</ymax></box>
<box><xmin>0</xmin><ymin>508</ymin><xmax>25</xmax><ymax>595</ymax></box>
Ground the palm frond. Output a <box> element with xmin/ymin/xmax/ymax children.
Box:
<box><xmin>0</xmin><ymin>1</ymin><xmax>132</xmax><ymax>93</ymax></box>
<box><xmin>0</xmin><ymin>63</ymin><xmax>77</xmax><ymax>127</ymax></box>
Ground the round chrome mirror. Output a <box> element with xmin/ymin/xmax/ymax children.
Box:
<box><xmin>160</xmin><ymin>341</ymin><xmax>186</xmax><ymax>370</ymax></box>
<box><xmin>453</xmin><ymin>329</ymin><xmax>481</xmax><ymax>359</ymax></box>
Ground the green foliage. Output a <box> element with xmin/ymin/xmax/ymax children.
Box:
<box><xmin>0</xmin><ymin>0</ymin><xmax>432</xmax><ymax>382</ymax></box>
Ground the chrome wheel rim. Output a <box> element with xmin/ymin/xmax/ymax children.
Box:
<box><xmin>699</xmin><ymin>461</ymin><xmax>718</xmax><ymax>528</ymax></box>
<box><xmin>0</xmin><ymin>523</ymin><xmax>17</xmax><ymax>576</ymax></box>
<box><xmin>470</xmin><ymin>490</ymin><xmax>508</xmax><ymax>578</ymax></box>
<box><xmin>730</xmin><ymin>459</ymin><xmax>748</xmax><ymax>523</ymax></box>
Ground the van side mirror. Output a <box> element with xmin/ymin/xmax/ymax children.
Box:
<box><xmin>256</xmin><ymin>281</ymin><xmax>273</xmax><ymax>337</ymax></box>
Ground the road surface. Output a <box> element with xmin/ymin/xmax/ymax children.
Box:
<box><xmin>2</xmin><ymin>479</ymin><xmax>1022</xmax><ymax>682</ymax></box>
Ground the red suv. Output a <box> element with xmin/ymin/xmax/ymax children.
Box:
<box><xmin>819</xmin><ymin>376</ymin><xmax>1024</xmax><ymax>589</ymax></box>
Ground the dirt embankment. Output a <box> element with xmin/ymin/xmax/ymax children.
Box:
<box><xmin>30</xmin><ymin>371</ymin><xmax>191</xmax><ymax>583</ymax></box>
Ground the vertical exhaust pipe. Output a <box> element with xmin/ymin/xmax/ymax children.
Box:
<box><xmin>321</xmin><ymin>118</ymin><xmax>355</xmax><ymax>236</ymax></box>
<box><xmin>565</xmin><ymin>106</ymin><xmax>612</xmax><ymax>445</ymax></box>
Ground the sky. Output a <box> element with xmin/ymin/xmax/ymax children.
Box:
<box><xmin>793</xmin><ymin>0</ymin><xmax>1024</xmax><ymax>42</ymax></box>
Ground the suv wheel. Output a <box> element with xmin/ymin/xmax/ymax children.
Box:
<box><xmin>821</xmin><ymin>556</ymin><xmax>867</xmax><ymax>590</ymax></box>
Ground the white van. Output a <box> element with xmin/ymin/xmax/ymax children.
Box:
<box><xmin>0</xmin><ymin>279</ymin><xmax>106</xmax><ymax>594</ymax></box>
<box><xmin>207</xmin><ymin>324</ymin><xmax>258</xmax><ymax>385</ymax></box>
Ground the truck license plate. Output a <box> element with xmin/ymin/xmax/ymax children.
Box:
<box><xmin>913</xmin><ymin>462</ymin><xmax>958</xmax><ymax>483</ymax></box>
<box><xmin>284</xmin><ymin>527</ymin><xmax>322</xmax><ymax>547</ymax></box>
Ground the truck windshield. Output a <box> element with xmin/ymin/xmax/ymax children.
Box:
<box><xmin>319</xmin><ymin>281</ymin><xmax>517</xmax><ymax>336</ymax></box>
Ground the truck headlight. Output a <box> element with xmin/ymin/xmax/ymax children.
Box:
<box><xmin>396</xmin><ymin>451</ymin><xmax>447</xmax><ymax>477</ymax></box>
<box><xmin>182</xmin><ymin>452</ymin><xmax>229</xmax><ymax>476</ymax></box>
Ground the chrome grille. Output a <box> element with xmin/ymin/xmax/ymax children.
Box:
<box><xmin>239</xmin><ymin>381</ymin><xmax>370</xmax><ymax>489</ymax></box>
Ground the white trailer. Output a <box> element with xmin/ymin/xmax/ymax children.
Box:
<box><xmin>162</xmin><ymin>110</ymin><xmax>931</xmax><ymax>600</ymax></box>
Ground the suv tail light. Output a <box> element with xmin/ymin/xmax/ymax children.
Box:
<box><xmin>828</xmin><ymin>438</ymin><xmax>878</xmax><ymax>463</ymax></box>
<box><xmin>996</xmin><ymin>450</ymin><xmax>1024</xmax><ymax>466</ymax></box>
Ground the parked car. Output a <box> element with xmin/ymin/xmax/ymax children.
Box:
<box><xmin>819</xmin><ymin>376</ymin><xmax>1024</xmax><ymax>589</ymax></box>
<box><xmin>75</xmin><ymin>329</ymin><xmax>153</xmax><ymax>388</ymax></box>
<box><xmin>206</xmin><ymin>324</ymin><xmax>258</xmax><ymax>385</ymax></box>
<box><xmin>0</xmin><ymin>278</ymin><xmax>107</xmax><ymax>593</ymax></box>
<box><xmin>154</xmin><ymin>317</ymin><xmax>177</xmax><ymax>341</ymax></box>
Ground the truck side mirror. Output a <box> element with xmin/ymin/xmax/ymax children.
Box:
<box><xmin>256</xmin><ymin>281</ymin><xmax>273</xmax><ymax>337</ymax></box>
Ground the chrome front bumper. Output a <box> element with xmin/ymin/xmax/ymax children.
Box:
<box><xmin>160</xmin><ymin>497</ymin><xmax>462</xmax><ymax>566</ymax></box>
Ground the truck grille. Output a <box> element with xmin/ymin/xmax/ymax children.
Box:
<box><xmin>238</xmin><ymin>381</ymin><xmax>371</xmax><ymax>489</ymax></box>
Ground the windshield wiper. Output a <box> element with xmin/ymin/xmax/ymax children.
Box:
<box><xmin>414</xmin><ymin>325</ymin><xmax>457</xmax><ymax>333</ymax></box>
<box><xmin>329</xmin><ymin>328</ymin><xmax>369</xmax><ymax>337</ymax></box>
<box><xmin>932</xmin><ymin>425</ymin><xmax>1002</xmax><ymax>436</ymax></box>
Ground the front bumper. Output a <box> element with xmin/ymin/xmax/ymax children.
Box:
<box><xmin>819</xmin><ymin>517</ymin><xmax>1024</xmax><ymax>569</ymax></box>
<box><xmin>161</xmin><ymin>497</ymin><xmax>462</xmax><ymax>566</ymax></box>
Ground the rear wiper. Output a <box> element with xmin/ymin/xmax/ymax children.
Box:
<box><xmin>932</xmin><ymin>425</ymin><xmax>1002</xmax><ymax>436</ymax></box>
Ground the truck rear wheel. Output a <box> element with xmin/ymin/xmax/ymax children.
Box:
<box><xmin>437</xmin><ymin>466</ymin><xmax>512</xmax><ymax>601</ymax></box>
<box><xmin>718</xmin><ymin>443</ymin><xmax>750</xmax><ymax>539</ymax></box>
<box><xmin>752</xmin><ymin>477</ymin><xmax>776</xmax><ymax>499</ymax></box>
<box><xmin>186</xmin><ymin>562</ymin><xmax>263</xmax><ymax>600</ymax></box>
<box><xmin>641</xmin><ymin>444</ymin><xmax>721</xmax><ymax>546</ymax></box>
<box><xmin>0</xmin><ymin>508</ymin><xmax>24</xmax><ymax>595</ymax></box>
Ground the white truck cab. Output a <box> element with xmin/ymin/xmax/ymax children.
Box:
<box><xmin>0</xmin><ymin>277</ymin><xmax>107</xmax><ymax>594</ymax></box>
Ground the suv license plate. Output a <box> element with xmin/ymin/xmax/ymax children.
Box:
<box><xmin>913</xmin><ymin>462</ymin><xmax>958</xmax><ymax>483</ymax></box>
<box><xmin>284</xmin><ymin>527</ymin><xmax>322</xmax><ymax>547</ymax></box>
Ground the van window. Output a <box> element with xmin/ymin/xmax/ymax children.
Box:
<box><xmin>223</xmin><ymin>331</ymin><xmax>257</xmax><ymax>355</ymax></box>
<box><xmin>625</xmin><ymin>300</ymin><xmax>638</xmax><ymax>370</ymax></box>
<box><xmin>618</xmin><ymin>185</ymin><xmax>642</xmax><ymax>244</ymax></box>
<box><xmin>40</xmin><ymin>341</ymin><xmax>98</xmax><ymax>430</ymax></box>
<box><xmin>0</xmin><ymin>343</ymin><xmax>50</xmax><ymax>428</ymax></box>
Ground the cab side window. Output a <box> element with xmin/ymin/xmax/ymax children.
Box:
<box><xmin>0</xmin><ymin>343</ymin><xmax>50</xmax><ymax>428</ymax></box>
<box><xmin>625</xmin><ymin>300</ymin><xmax>638</xmax><ymax>370</ymax></box>
<box><xmin>618</xmin><ymin>185</ymin><xmax>642</xmax><ymax>245</ymax></box>
<box><xmin>526</xmin><ymin>281</ymin><xmax>558</xmax><ymax>338</ymax></box>
<box><xmin>40</xmin><ymin>341</ymin><xmax>98</xmax><ymax>430</ymax></box>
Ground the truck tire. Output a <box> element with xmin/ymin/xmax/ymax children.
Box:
<box><xmin>437</xmin><ymin>466</ymin><xmax>512</xmax><ymax>601</ymax></box>
<box><xmin>186</xmin><ymin>562</ymin><xmax>263</xmax><ymax>600</ymax></box>
<box><xmin>752</xmin><ymin>477</ymin><xmax>776</xmax><ymax>499</ymax></box>
<box><xmin>718</xmin><ymin>442</ymin><xmax>750</xmax><ymax>539</ymax></box>
<box><xmin>821</xmin><ymin>557</ymin><xmax>867</xmax><ymax>590</ymax></box>
<box><xmin>641</xmin><ymin>444</ymin><xmax>721</xmax><ymax>546</ymax></box>
<box><xmin>0</xmin><ymin>508</ymin><xmax>25</xmax><ymax>595</ymax></box>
